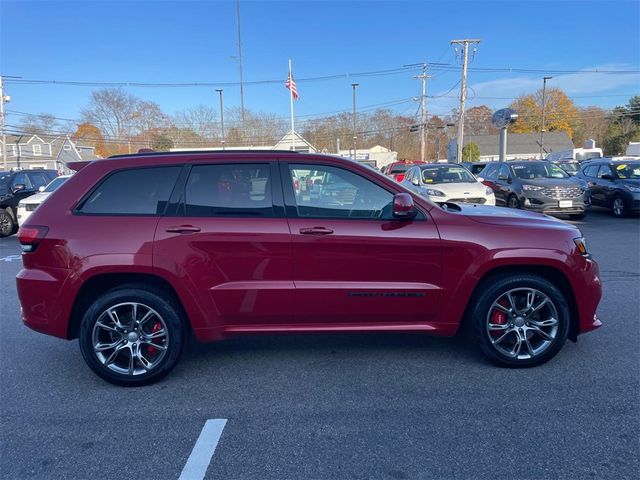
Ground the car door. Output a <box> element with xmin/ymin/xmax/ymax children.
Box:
<box><xmin>491</xmin><ymin>164</ymin><xmax>511</xmax><ymax>205</ymax></box>
<box><xmin>594</xmin><ymin>164</ymin><xmax>614</xmax><ymax>206</ymax></box>
<box><xmin>282</xmin><ymin>161</ymin><xmax>442</xmax><ymax>327</ymax></box>
<box><xmin>581</xmin><ymin>164</ymin><xmax>600</xmax><ymax>205</ymax></box>
<box><xmin>8</xmin><ymin>172</ymin><xmax>36</xmax><ymax>213</ymax></box>
<box><xmin>154</xmin><ymin>160</ymin><xmax>295</xmax><ymax>331</ymax></box>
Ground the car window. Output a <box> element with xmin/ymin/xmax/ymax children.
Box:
<box><xmin>389</xmin><ymin>164</ymin><xmax>408</xmax><ymax>174</ymax></box>
<box><xmin>596</xmin><ymin>165</ymin><xmax>612</xmax><ymax>179</ymax></box>
<box><xmin>583</xmin><ymin>165</ymin><xmax>599</xmax><ymax>177</ymax></box>
<box><xmin>184</xmin><ymin>164</ymin><xmax>273</xmax><ymax>217</ymax></box>
<box><xmin>43</xmin><ymin>176</ymin><xmax>68</xmax><ymax>193</ymax></box>
<box><xmin>79</xmin><ymin>166</ymin><xmax>180</xmax><ymax>215</ymax></box>
<box><xmin>28</xmin><ymin>172</ymin><xmax>50</xmax><ymax>188</ymax></box>
<box><xmin>405</xmin><ymin>167</ymin><xmax>414</xmax><ymax>183</ymax></box>
<box><xmin>11</xmin><ymin>172</ymin><xmax>33</xmax><ymax>190</ymax></box>
<box><xmin>613</xmin><ymin>162</ymin><xmax>640</xmax><ymax>179</ymax></box>
<box><xmin>480</xmin><ymin>164</ymin><xmax>496</xmax><ymax>178</ymax></box>
<box><xmin>421</xmin><ymin>165</ymin><xmax>476</xmax><ymax>184</ymax></box>
<box><xmin>498</xmin><ymin>164</ymin><xmax>511</xmax><ymax>179</ymax></box>
<box><xmin>511</xmin><ymin>162</ymin><xmax>569</xmax><ymax>179</ymax></box>
<box><xmin>288</xmin><ymin>164</ymin><xmax>393</xmax><ymax>219</ymax></box>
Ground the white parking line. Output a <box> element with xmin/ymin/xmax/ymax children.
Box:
<box><xmin>179</xmin><ymin>419</ymin><xmax>227</xmax><ymax>480</ymax></box>
<box><xmin>0</xmin><ymin>255</ymin><xmax>21</xmax><ymax>262</ymax></box>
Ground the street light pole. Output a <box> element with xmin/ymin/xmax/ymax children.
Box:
<box><xmin>539</xmin><ymin>76</ymin><xmax>552</xmax><ymax>159</ymax></box>
<box><xmin>352</xmin><ymin>83</ymin><xmax>359</xmax><ymax>160</ymax></box>
<box><xmin>216</xmin><ymin>89</ymin><xmax>225</xmax><ymax>150</ymax></box>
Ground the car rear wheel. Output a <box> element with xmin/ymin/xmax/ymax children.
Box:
<box><xmin>507</xmin><ymin>195</ymin><xmax>520</xmax><ymax>209</ymax></box>
<box><xmin>611</xmin><ymin>195</ymin><xmax>626</xmax><ymax>218</ymax></box>
<box><xmin>0</xmin><ymin>208</ymin><xmax>15</xmax><ymax>237</ymax></box>
<box><xmin>79</xmin><ymin>286</ymin><xmax>185</xmax><ymax>386</ymax></box>
<box><xmin>471</xmin><ymin>274</ymin><xmax>569</xmax><ymax>367</ymax></box>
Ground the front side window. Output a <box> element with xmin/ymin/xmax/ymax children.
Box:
<box><xmin>11</xmin><ymin>172</ymin><xmax>32</xmax><ymax>190</ymax></box>
<box><xmin>583</xmin><ymin>165</ymin><xmax>599</xmax><ymax>177</ymax></box>
<box><xmin>498</xmin><ymin>164</ymin><xmax>511</xmax><ymax>179</ymax></box>
<box><xmin>79</xmin><ymin>166</ymin><xmax>180</xmax><ymax>215</ymax></box>
<box><xmin>43</xmin><ymin>176</ymin><xmax>68</xmax><ymax>193</ymax></box>
<box><xmin>28</xmin><ymin>172</ymin><xmax>50</xmax><ymax>189</ymax></box>
<box><xmin>184</xmin><ymin>164</ymin><xmax>273</xmax><ymax>217</ymax></box>
<box><xmin>596</xmin><ymin>165</ymin><xmax>612</xmax><ymax>179</ymax></box>
<box><xmin>288</xmin><ymin>164</ymin><xmax>393</xmax><ymax>219</ymax></box>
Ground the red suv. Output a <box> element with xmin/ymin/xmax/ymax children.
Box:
<box><xmin>17</xmin><ymin>151</ymin><xmax>602</xmax><ymax>386</ymax></box>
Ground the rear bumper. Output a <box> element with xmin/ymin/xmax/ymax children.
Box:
<box><xmin>16</xmin><ymin>266</ymin><xmax>72</xmax><ymax>339</ymax></box>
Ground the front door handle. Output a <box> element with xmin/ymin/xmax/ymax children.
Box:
<box><xmin>165</xmin><ymin>225</ymin><xmax>201</xmax><ymax>233</ymax></box>
<box><xmin>299</xmin><ymin>227</ymin><xmax>334</xmax><ymax>235</ymax></box>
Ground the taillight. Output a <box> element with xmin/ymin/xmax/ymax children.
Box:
<box><xmin>18</xmin><ymin>226</ymin><xmax>49</xmax><ymax>252</ymax></box>
<box><xmin>294</xmin><ymin>179</ymin><xmax>300</xmax><ymax>191</ymax></box>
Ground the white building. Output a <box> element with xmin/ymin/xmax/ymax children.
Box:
<box><xmin>337</xmin><ymin>145</ymin><xmax>398</xmax><ymax>169</ymax></box>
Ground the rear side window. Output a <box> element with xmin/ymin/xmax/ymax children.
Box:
<box><xmin>480</xmin><ymin>164</ymin><xmax>496</xmax><ymax>178</ymax></box>
<box><xmin>184</xmin><ymin>164</ymin><xmax>273</xmax><ymax>217</ymax></box>
<box><xmin>79</xmin><ymin>166</ymin><xmax>180</xmax><ymax>215</ymax></box>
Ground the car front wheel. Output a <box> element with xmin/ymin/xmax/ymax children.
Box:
<box><xmin>79</xmin><ymin>286</ymin><xmax>185</xmax><ymax>386</ymax></box>
<box><xmin>0</xmin><ymin>208</ymin><xmax>15</xmax><ymax>237</ymax></box>
<box><xmin>611</xmin><ymin>195</ymin><xmax>626</xmax><ymax>218</ymax></box>
<box><xmin>471</xmin><ymin>274</ymin><xmax>569</xmax><ymax>367</ymax></box>
<box><xmin>507</xmin><ymin>195</ymin><xmax>520</xmax><ymax>209</ymax></box>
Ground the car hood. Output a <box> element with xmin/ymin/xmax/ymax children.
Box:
<box><xmin>20</xmin><ymin>192</ymin><xmax>51</xmax><ymax>205</ymax></box>
<box><xmin>517</xmin><ymin>177</ymin><xmax>586</xmax><ymax>187</ymax></box>
<box><xmin>457</xmin><ymin>204</ymin><xmax>574</xmax><ymax>229</ymax></box>
<box><xmin>422</xmin><ymin>181</ymin><xmax>487</xmax><ymax>196</ymax></box>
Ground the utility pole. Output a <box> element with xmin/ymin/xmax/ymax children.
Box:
<box><xmin>0</xmin><ymin>76</ymin><xmax>8</xmax><ymax>170</ymax></box>
<box><xmin>451</xmin><ymin>39</ymin><xmax>481</xmax><ymax>163</ymax></box>
<box><xmin>216</xmin><ymin>89</ymin><xmax>225</xmax><ymax>150</ymax></box>
<box><xmin>352</xmin><ymin>83</ymin><xmax>359</xmax><ymax>160</ymax></box>
<box><xmin>415</xmin><ymin>64</ymin><xmax>432</xmax><ymax>163</ymax></box>
<box><xmin>236</xmin><ymin>0</ymin><xmax>246</xmax><ymax>130</ymax></box>
<box><xmin>539</xmin><ymin>76</ymin><xmax>552</xmax><ymax>159</ymax></box>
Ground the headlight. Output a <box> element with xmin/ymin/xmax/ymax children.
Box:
<box><xmin>573</xmin><ymin>237</ymin><xmax>590</xmax><ymax>258</ymax></box>
<box><xmin>523</xmin><ymin>185</ymin><xmax>544</xmax><ymax>191</ymax></box>
<box><xmin>485</xmin><ymin>187</ymin><xmax>494</xmax><ymax>196</ymax></box>
<box><xmin>426</xmin><ymin>189</ymin><xmax>446</xmax><ymax>197</ymax></box>
<box><xmin>625</xmin><ymin>184</ymin><xmax>640</xmax><ymax>193</ymax></box>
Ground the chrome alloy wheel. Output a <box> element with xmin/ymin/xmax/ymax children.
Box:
<box><xmin>486</xmin><ymin>288</ymin><xmax>559</xmax><ymax>360</ymax></box>
<box><xmin>91</xmin><ymin>302</ymin><xmax>169</xmax><ymax>376</ymax></box>
<box><xmin>613</xmin><ymin>197</ymin><xmax>625</xmax><ymax>217</ymax></box>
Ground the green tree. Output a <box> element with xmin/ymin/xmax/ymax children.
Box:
<box><xmin>462</xmin><ymin>141</ymin><xmax>480</xmax><ymax>161</ymax></box>
<box><xmin>151</xmin><ymin>132</ymin><xmax>174</xmax><ymax>151</ymax></box>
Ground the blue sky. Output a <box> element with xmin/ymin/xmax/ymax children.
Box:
<box><xmin>1</xmin><ymin>0</ymin><xmax>639</xmax><ymax>130</ymax></box>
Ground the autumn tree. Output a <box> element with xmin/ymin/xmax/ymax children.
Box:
<box><xmin>73</xmin><ymin>123</ymin><xmax>108</xmax><ymax>157</ymax></box>
<box><xmin>465</xmin><ymin>105</ymin><xmax>499</xmax><ymax>135</ymax></box>
<box><xmin>509</xmin><ymin>88</ymin><xmax>580</xmax><ymax>139</ymax></box>
<box><xmin>462</xmin><ymin>141</ymin><xmax>481</xmax><ymax>161</ymax></box>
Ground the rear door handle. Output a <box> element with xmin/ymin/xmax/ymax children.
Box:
<box><xmin>165</xmin><ymin>225</ymin><xmax>201</xmax><ymax>233</ymax></box>
<box><xmin>299</xmin><ymin>227</ymin><xmax>334</xmax><ymax>235</ymax></box>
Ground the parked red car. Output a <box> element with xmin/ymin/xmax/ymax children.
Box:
<box><xmin>384</xmin><ymin>161</ymin><xmax>425</xmax><ymax>182</ymax></box>
<box><xmin>17</xmin><ymin>151</ymin><xmax>602</xmax><ymax>386</ymax></box>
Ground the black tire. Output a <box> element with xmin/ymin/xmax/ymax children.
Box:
<box><xmin>611</xmin><ymin>194</ymin><xmax>627</xmax><ymax>218</ymax></box>
<box><xmin>507</xmin><ymin>194</ymin><xmax>520</xmax><ymax>209</ymax></box>
<box><xmin>470</xmin><ymin>274</ymin><xmax>570</xmax><ymax>368</ymax></box>
<box><xmin>79</xmin><ymin>286</ymin><xmax>186</xmax><ymax>386</ymax></box>
<box><xmin>569</xmin><ymin>213</ymin><xmax>585</xmax><ymax>220</ymax></box>
<box><xmin>0</xmin><ymin>208</ymin><xmax>15</xmax><ymax>237</ymax></box>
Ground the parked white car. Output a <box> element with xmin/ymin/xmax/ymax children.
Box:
<box><xmin>401</xmin><ymin>164</ymin><xmax>495</xmax><ymax>205</ymax></box>
<box><xmin>17</xmin><ymin>175</ymin><xmax>71</xmax><ymax>225</ymax></box>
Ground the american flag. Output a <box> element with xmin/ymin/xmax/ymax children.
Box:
<box><xmin>286</xmin><ymin>70</ymin><xmax>299</xmax><ymax>100</ymax></box>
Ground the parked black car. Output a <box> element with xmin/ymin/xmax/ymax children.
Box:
<box><xmin>575</xmin><ymin>158</ymin><xmax>640</xmax><ymax>217</ymax></box>
<box><xmin>0</xmin><ymin>169</ymin><xmax>57</xmax><ymax>237</ymax></box>
<box><xmin>480</xmin><ymin>161</ymin><xmax>588</xmax><ymax>219</ymax></box>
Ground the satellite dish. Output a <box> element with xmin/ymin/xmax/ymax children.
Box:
<box><xmin>492</xmin><ymin>108</ymin><xmax>518</xmax><ymax>128</ymax></box>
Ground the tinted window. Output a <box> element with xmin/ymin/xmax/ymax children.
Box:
<box><xmin>289</xmin><ymin>164</ymin><xmax>393</xmax><ymax>219</ymax></box>
<box><xmin>597</xmin><ymin>165</ymin><xmax>612</xmax><ymax>179</ymax></box>
<box><xmin>480</xmin><ymin>164</ymin><xmax>497</xmax><ymax>178</ymax></box>
<box><xmin>389</xmin><ymin>164</ymin><xmax>409</xmax><ymax>174</ymax></box>
<box><xmin>498</xmin><ymin>164</ymin><xmax>511</xmax><ymax>179</ymax></box>
<box><xmin>79</xmin><ymin>166</ymin><xmax>180</xmax><ymax>215</ymax></box>
<box><xmin>614</xmin><ymin>162</ymin><xmax>640</xmax><ymax>179</ymax></box>
<box><xmin>184</xmin><ymin>164</ymin><xmax>273</xmax><ymax>217</ymax></box>
<box><xmin>11</xmin><ymin>172</ymin><xmax>33</xmax><ymax>189</ymax></box>
<box><xmin>28</xmin><ymin>172</ymin><xmax>50</xmax><ymax>188</ymax></box>
<box><xmin>583</xmin><ymin>165</ymin><xmax>599</xmax><ymax>177</ymax></box>
<box><xmin>512</xmin><ymin>163</ymin><xmax>569</xmax><ymax>179</ymax></box>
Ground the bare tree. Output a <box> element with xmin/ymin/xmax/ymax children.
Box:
<box><xmin>81</xmin><ymin>88</ymin><xmax>141</xmax><ymax>140</ymax></box>
<box><xmin>174</xmin><ymin>105</ymin><xmax>218</xmax><ymax>146</ymax></box>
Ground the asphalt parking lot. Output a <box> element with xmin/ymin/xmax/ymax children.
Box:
<box><xmin>1</xmin><ymin>207</ymin><xmax>638</xmax><ymax>480</ymax></box>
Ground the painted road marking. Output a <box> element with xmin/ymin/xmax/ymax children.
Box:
<box><xmin>0</xmin><ymin>255</ymin><xmax>21</xmax><ymax>262</ymax></box>
<box><xmin>179</xmin><ymin>419</ymin><xmax>227</xmax><ymax>480</ymax></box>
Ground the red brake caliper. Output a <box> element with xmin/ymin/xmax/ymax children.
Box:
<box><xmin>490</xmin><ymin>299</ymin><xmax>508</xmax><ymax>337</ymax></box>
<box><xmin>146</xmin><ymin>322</ymin><xmax>162</xmax><ymax>356</ymax></box>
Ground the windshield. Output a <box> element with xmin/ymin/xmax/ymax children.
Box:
<box><xmin>389</xmin><ymin>164</ymin><xmax>408</xmax><ymax>174</ymax></box>
<box><xmin>43</xmin><ymin>176</ymin><xmax>68</xmax><ymax>192</ymax></box>
<box><xmin>614</xmin><ymin>162</ymin><xmax>640</xmax><ymax>179</ymax></box>
<box><xmin>421</xmin><ymin>165</ymin><xmax>476</xmax><ymax>184</ymax></box>
<box><xmin>512</xmin><ymin>163</ymin><xmax>569</xmax><ymax>179</ymax></box>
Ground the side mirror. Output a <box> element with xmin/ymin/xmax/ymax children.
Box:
<box><xmin>392</xmin><ymin>193</ymin><xmax>417</xmax><ymax>220</ymax></box>
<box><xmin>38</xmin><ymin>186</ymin><xmax>46</xmax><ymax>192</ymax></box>
<box><xmin>11</xmin><ymin>183</ymin><xmax>26</xmax><ymax>193</ymax></box>
<box><xmin>601</xmin><ymin>174</ymin><xmax>613</xmax><ymax>180</ymax></box>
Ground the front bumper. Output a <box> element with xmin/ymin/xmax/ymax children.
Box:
<box><xmin>571</xmin><ymin>255</ymin><xmax>603</xmax><ymax>337</ymax></box>
<box><xmin>522</xmin><ymin>192</ymin><xmax>587</xmax><ymax>215</ymax></box>
<box><xmin>432</xmin><ymin>194</ymin><xmax>495</xmax><ymax>206</ymax></box>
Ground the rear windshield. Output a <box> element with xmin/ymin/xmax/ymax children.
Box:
<box><xmin>43</xmin><ymin>176</ymin><xmax>69</xmax><ymax>193</ymax></box>
<box><xmin>389</xmin><ymin>164</ymin><xmax>408</xmax><ymax>174</ymax></box>
<box><xmin>512</xmin><ymin>163</ymin><xmax>569</xmax><ymax>179</ymax></box>
<box><xmin>556</xmin><ymin>162</ymin><xmax>579</xmax><ymax>173</ymax></box>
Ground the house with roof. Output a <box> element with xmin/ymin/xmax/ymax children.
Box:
<box><xmin>0</xmin><ymin>134</ymin><xmax>99</xmax><ymax>173</ymax></box>
<box><xmin>448</xmin><ymin>132</ymin><xmax>575</xmax><ymax>162</ymax></box>
<box><xmin>171</xmin><ymin>130</ymin><xmax>319</xmax><ymax>154</ymax></box>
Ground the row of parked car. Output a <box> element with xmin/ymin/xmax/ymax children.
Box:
<box><xmin>383</xmin><ymin>157</ymin><xmax>640</xmax><ymax>219</ymax></box>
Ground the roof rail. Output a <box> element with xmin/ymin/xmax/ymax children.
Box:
<box><xmin>107</xmin><ymin>149</ymin><xmax>303</xmax><ymax>159</ymax></box>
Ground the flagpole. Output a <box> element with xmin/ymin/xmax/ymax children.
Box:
<box><xmin>289</xmin><ymin>59</ymin><xmax>295</xmax><ymax>151</ymax></box>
